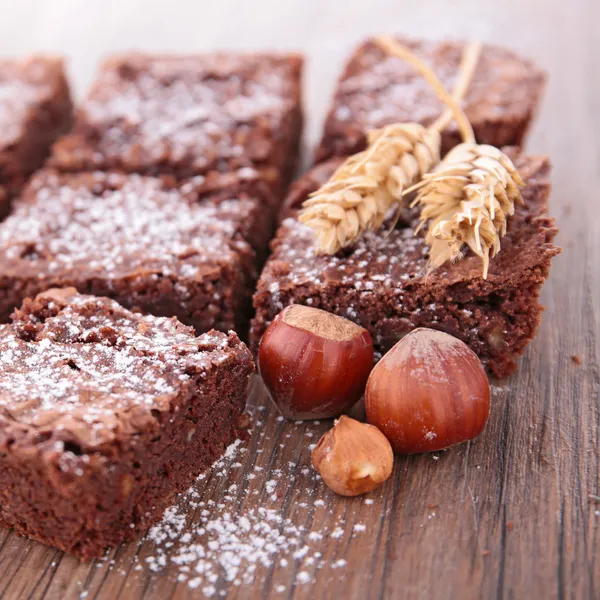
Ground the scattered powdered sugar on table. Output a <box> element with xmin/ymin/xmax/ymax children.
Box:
<box><xmin>144</xmin><ymin>419</ymin><xmax>369</xmax><ymax>595</ymax></box>
<box><xmin>490</xmin><ymin>384</ymin><xmax>510</xmax><ymax>394</ymax></box>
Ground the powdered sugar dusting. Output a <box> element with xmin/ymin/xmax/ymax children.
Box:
<box><xmin>0</xmin><ymin>291</ymin><xmax>240</xmax><ymax>445</ymax></box>
<box><xmin>0</xmin><ymin>171</ymin><xmax>254</xmax><ymax>280</ymax></box>
<box><xmin>57</xmin><ymin>53</ymin><xmax>300</xmax><ymax>174</ymax></box>
<box><xmin>324</xmin><ymin>39</ymin><xmax>542</xmax><ymax>142</ymax></box>
<box><xmin>273</xmin><ymin>217</ymin><xmax>427</xmax><ymax>287</ymax></box>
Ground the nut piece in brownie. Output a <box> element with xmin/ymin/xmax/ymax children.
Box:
<box><xmin>50</xmin><ymin>52</ymin><xmax>303</xmax><ymax>197</ymax></box>
<box><xmin>0</xmin><ymin>170</ymin><xmax>272</xmax><ymax>334</ymax></box>
<box><xmin>315</xmin><ymin>37</ymin><xmax>546</xmax><ymax>163</ymax></box>
<box><xmin>0</xmin><ymin>56</ymin><xmax>73</xmax><ymax>218</ymax></box>
<box><xmin>0</xmin><ymin>289</ymin><xmax>254</xmax><ymax>558</ymax></box>
<box><xmin>251</xmin><ymin>154</ymin><xmax>560</xmax><ymax>378</ymax></box>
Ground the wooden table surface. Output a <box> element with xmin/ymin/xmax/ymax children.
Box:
<box><xmin>0</xmin><ymin>0</ymin><xmax>598</xmax><ymax>598</ymax></box>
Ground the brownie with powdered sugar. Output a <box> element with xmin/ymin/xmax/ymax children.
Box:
<box><xmin>0</xmin><ymin>289</ymin><xmax>253</xmax><ymax>558</ymax></box>
<box><xmin>0</xmin><ymin>169</ymin><xmax>273</xmax><ymax>333</ymax></box>
<box><xmin>315</xmin><ymin>37</ymin><xmax>546</xmax><ymax>163</ymax></box>
<box><xmin>50</xmin><ymin>52</ymin><xmax>303</xmax><ymax>199</ymax></box>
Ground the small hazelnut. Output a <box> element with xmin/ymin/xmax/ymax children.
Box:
<box><xmin>258</xmin><ymin>305</ymin><xmax>374</xmax><ymax>420</ymax></box>
<box><xmin>365</xmin><ymin>328</ymin><xmax>490</xmax><ymax>454</ymax></box>
<box><xmin>311</xmin><ymin>416</ymin><xmax>393</xmax><ymax>496</ymax></box>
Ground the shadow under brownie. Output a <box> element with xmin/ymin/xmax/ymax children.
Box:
<box><xmin>0</xmin><ymin>288</ymin><xmax>254</xmax><ymax>559</ymax></box>
<box><xmin>315</xmin><ymin>37</ymin><xmax>546</xmax><ymax>163</ymax></box>
<box><xmin>0</xmin><ymin>55</ymin><xmax>73</xmax><ymax>219</ymax></box>
<box><xmin>0</xmin><ymin>170</ymin><xmax>274</xmax><ymax>334</ymax></box>
<box><xmin>251</xmin><ymin>154</ymin><xmax>560</xmax><ymax>379</ymax></box>
<box><xmin>50</xmin><ymin>52</ymin><xmax>304</xmax><ymax>200</ymax></box>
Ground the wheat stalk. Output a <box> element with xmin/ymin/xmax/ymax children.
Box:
<box><xmin>387</xmin><ymin>42</ymin><xmax>527</xmax><ymax>279</ymax></box>
<box><xmin>299</xmin><ymin>124</ymin><xmax>441</xmax><ymax>254</ymax></box>
<box><xmin>410</xmin><ymin>143</ymin><xmax>525</xmax><ymax>278</ymax></box>
<box><xmin>299</xmin><ymin>38</ymin><xmax>481</xmax><ymax>255</ymax></box>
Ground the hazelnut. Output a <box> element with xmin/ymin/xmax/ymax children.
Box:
<box><xmin>312</xmin><ymin>416</ymin><xmax>393</xmax><ymax>496</ymax></box>
<box><xmin>365</xmin><ymin>328</ymin><xmax>490</xmax><ymax>454</ymax></box>
<box><xmin>258</xmin><ymin>305</ymin><xmax>374</xmax><ymax>420</ymax></box>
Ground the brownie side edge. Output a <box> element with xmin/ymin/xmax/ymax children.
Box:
<box><xmin>0</xmin><ymin>267</ymin><xmax>248</xmax><ymax>335</ymax></box>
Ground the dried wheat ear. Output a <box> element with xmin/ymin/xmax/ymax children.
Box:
<box><xmin>299</xmin><ymin>36</ymin><xmax>480</xmax><ymax>255</ymax></box>
<box><xmin>299</xmin><ymin>124</ymin><xmax>441</xmax><ymax>254</ymax></box>
<box><xmin>300</xmin><ymin>35</ymin><xmax>526</xmax><ymax>279</ymax></box>
<box><xmin>410</xmin><ymin>143</ymin><xmax>524</xmax><ymax>279</ymax></box>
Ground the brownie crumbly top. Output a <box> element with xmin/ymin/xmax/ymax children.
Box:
<box><xmin>0</xmin><ymin>289</ymin><xmax>251</xmax><ymax>448</ymax></box>
<box><xmin>260</xmin><ymin>153</ymin><xmax>559</xmax><ymax>303</ymax></box>
<box><xmin>51</xmin><ymin>53</ymin><xmax>303</xmax><ymax>179</ymax></box>
<box><xmin>0</xmin><ymin>170</ymin><xmax>256</xmax><ymax>281</ymax></box>
<box><xmin>316</xmin><ymin>37</ymin><xmax>546</xmax><ymax>161</ymax></box>
<box><xmin>0</xmin><ymin>56</ymin><xmax>68</xmax><ymax>151</ymax></box>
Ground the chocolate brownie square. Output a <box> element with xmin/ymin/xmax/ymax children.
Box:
<box><xmin>50</xmin><ymin>52</ymin><xmax>303</xmax><ymax>198</ymax></box>
<box><xmin>315</xmin><ymin>37</ymin><xmax>546</xmax><ymax>163</ymax></box>
<box><xmin>0</xmin><ymin>56</ymin><xmax>73</xmax><ymax>218</ymax></box>
<box><xmin>251</xmin><ymin>153</ymin><xmax>560</xmax><ymax>378</ymax></box>
<box><xmin>0</xmin><ymin>288</ymin><xmax>253</xmax><ymax>558</ymax></box>
<box><xmin>0</xmin><ymin>170</ymin><xmax>273</xmax><ymax>334</ymax></box>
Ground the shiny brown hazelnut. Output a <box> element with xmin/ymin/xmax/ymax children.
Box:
<box><xmin>258</xmin><ymin>305</ymin><xmax>374</xmax><ymax>420</ymax></box>
<box><xmin>365</xmin><ymin>328</ymin><xmax>490</xmax><ymax>454</ymax></box>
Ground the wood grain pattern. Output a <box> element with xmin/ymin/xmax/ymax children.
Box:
<box><xmin>0</xmin><ymin>0</ymin><xmax>598</xmax><ymax>598</ymax></box>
